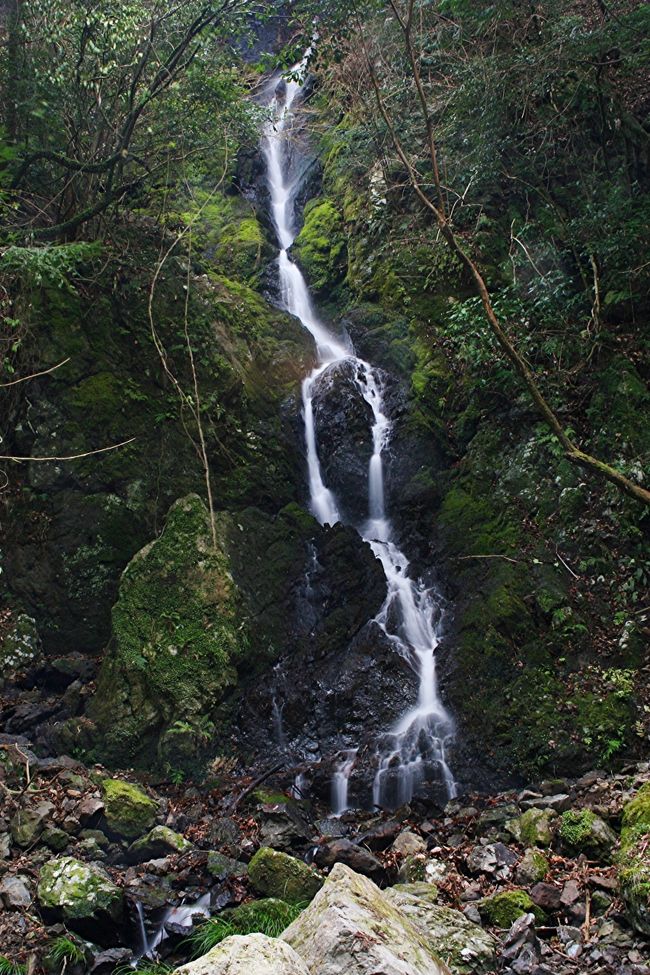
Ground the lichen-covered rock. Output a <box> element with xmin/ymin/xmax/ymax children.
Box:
<box><xmin>172</xmin><ymin>933</ymin><xmax>309</xmax><ymax>975</ymax></box>
<box><xmin>248</xmin><ymin>847</ymin><xmax>323</xmax><ymax>904</ymax></box>
<box><xmin>506</xmin><ymin>808</ymin><xmax>555</xmax><ymax>847</ymax></box>
<box><xmin>478</xmin><ymin>890</ymin><xmax>545</xmax><ymax>928</ymax></box>
<box><xmin>10</xmin><ymin>800</ymin><xmax>55</xmax><ymax>847</ymax></box>
<box><xmin>126</xmin><ymin>825</ymin><xmax>190</xmax><ymax>862</ymax></box>
<box><xmin>282</xmin><ymin>862</ymin><xmax>452</xmax><ymax>974</ymax></box>
<box><xmin>558</xmin><ymin>809</ymin><xmax>617</xmax><ymax>862</ymax></box>
<box><xmin>101</xmin><ymin>779</ymin><xmax>157</xmax><ymax>839</ymax></box>
<box><xmin>618</xmin><ymin>783</ymin><xmax>650</xmax><ymax>934</ymax></box>
<box><xmin>89</xmin><ymin>495</ymin><xmax>248</xmax><ymax>766</ymax></box>
<box><xmin>385</xmin><ymin>884</ymin><xmax>497</xmax><ymax>974</ymax></box>
<box><xmin>37</xmin><ymin>856</ymin><xmax>123</xmax><ymax>924</ymax></box>
<box><xmin>0</xmin><ymin>614</ymin><xmax>43</xmax><ymax>688</ymax></box>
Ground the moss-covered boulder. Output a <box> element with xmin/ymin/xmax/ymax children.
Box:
<box><xmin>248</xmin><ymin>847</ymin><xmax>323</xmax><ymax>904</ymax></box>
<box><xmin>618</xmin><ymin>783</ymin><xmax>650</xmax><ymax>934</ymax></box>
<box><xmin>37</xmin><ymin>856</ymin><xmax>123</xmax><ymax>930</ymax></box>
<box><xmin>292</xmin><ymin>198</ymin><xmax>347</xmax><ymax>295</ymax></box>
<box><xmin>506</xmin><ymin>808</ymin><xmax>555</xmax><ymax>847</ymax></box>
<box><xmin>478</xmin><ymin>889</ymin><xmax>545</xmax><ymax>927</ymax></box>
<box><xmin>101</xmin><ymin>779</ymin><xmax>157</xmax><ymax>839</ymax></box>
<box><xmin>558</xmin><ymin>809</ymin><xmax>617</xmax><ymax>863</ymax></box>
<box><xmin>89</xmin><ymin>495</ymin><xmax>249</xmax><ymax>766</ymax></box>
<box><xmin>126</xmin><ymin>825</ymin><xmax>190</xmax><ymax>863</ymax></box>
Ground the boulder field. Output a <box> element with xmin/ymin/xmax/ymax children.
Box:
<box><xmin>0</xmin><ymin>734</ymin><xmax>648</xmax><ymax>974</ymax></box>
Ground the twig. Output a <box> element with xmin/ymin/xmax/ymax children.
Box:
<box><xmin>0</xmin><ymin>358</ymin><xmax>70</xmax><ymax>388</ymax></box>
<box><xmin>455</xmin><ymin>554</ymin><xmax>520</xmax><ymax>564</ymax></box>
<box><xmin>227</xmin><ymin>762</ymin><xmax>284</xmax><ymax>813</ymax></box>
<box><xmin>0</xmin><ymin>437</ymin><xmax>135</xmax><ymax>462</ymax></box>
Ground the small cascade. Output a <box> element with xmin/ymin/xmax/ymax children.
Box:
<box><xmin>261</xmin><ymin>63</ymin><xmax>456</xmax><ymax>810</ymax></box>
<box><xmin>331</xmin><ymin>748</ymin><xmax>358</xmax><ymax>815</ymax></box>
<box><xmin>134</xmin><ymin>894</ymin><xmax>211</xmax><ymax>962</ymax></box>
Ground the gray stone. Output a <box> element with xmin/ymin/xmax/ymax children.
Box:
<box><xmin>0</xmin><ymin>875</ymin><xmax>32</xmax><ymax>909</ymax></box>
<box><xmin>0</xmin><ymin>833</ymin><xmax>11</xmax><ymax>858</ymax></box>
<box><xmin>173</xmin><ymin>933</ymin><xmax>309</xmax><ymax>975</ymax></box>
<box><xmin>515</xmin><ymin>849</ymin><xmax>548</xmax><ymax>886</ymax></box>
<box><xmin>391</xmin><ymin>829</ymin><xmax>427</xmax><ymax>857</ymax></box>
<box><xmin>282</xmin><ymin>863</ymin><xmax>452</xmax><ymax>975</ymax></box>
<box><xmin>207</xmin><ymin>851</ymin><xmax>248</xmax><ymax>881</ymax></box>
<box><xmin>387</xmin><ymin>883</ymin><xmax>498</xmax><ymax>974</ymax></box>
<box><xmin>313</xmin><ymin>838</ymin><xmax>384</xmax><ymax>882</ymax></box>
<box><xmin>467</xmin><ymin>843</ymin><xmax>517</xmax><ymax>879</ymax></box>
<box><xmin>41</xmin><ymin>826</ymin><xmax>70</xmax><ymax>852</ymax></box>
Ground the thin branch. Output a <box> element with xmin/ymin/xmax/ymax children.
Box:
<box><xmin>1</xmin><ymin>437</ymin><xmax>136</xmax><ymax>462</ymax></box>
<box><xmin>0</xmin><ymin>358</ymin><xmax>70</xmax><ymax>388</ymax></box>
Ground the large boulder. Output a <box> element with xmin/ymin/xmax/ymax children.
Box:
<box><xmin>282</xmin><ymin>862</ymin><xmax>452</xmax><ymax>975</ymax></box>
<box><xmin>310</xmin><ymin>358</ymin><xmax>375</xmax><ymax>525</ymax></box>
<box><xmin>618</xmin><ymin>782</ymin><xmax>650</xmax><ymax>934</ymax></box>
<box><xmin>101</xmin><ymin>779</ymin><xmax>157</xmax><ymax>839</ymax></box>
<box><xmin>172</xmin><ymin>933</ymin><xmax>309</xmax><ymax>975</ymax></box>
<box><xmin>248</xmin><ymin>847</ymin><xmax>323</xmax><ymax>904</ymax></box>
<box><xmin>385</xmin><ymin>883</ymin><xmax>497</xmax><ymax>975</ymax></box>
<box><xmin>89</xmin><ymin>496</ymin><xmax>249</xmax><ymax>766</ymax></box>
<box><xmin>37</xmin><ymin>856</ymin><xmax>123</xmax><ymax>942</ymax></box>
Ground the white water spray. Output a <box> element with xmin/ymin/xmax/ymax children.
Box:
<box><xmin>261</xmin><ymin>65</ymin><xmax>456</xmax><ymax>812</ymax></box>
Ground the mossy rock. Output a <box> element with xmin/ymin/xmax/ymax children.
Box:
<box><xmin>37</xmin><ymin>856</ymin><xmax>123</xmax><ymax>922</ymax></box>
<box><xmin>559</xmin><ymin>810</ymin><xmax>617</xmax><ymax>863</ymax></box>
<box><xmin>618</xmin><ymin>784</ymin><xmax>650</xmax><ymax>934</ymax></box>
<box><xmin>516</xmin><ymin>848</ymin><xmax>549</xmax><ymax>885</ymax></box>
<box><xmin>101</xmin><ymin>779</ymin><xmax>157</xmax><ymax>839</ymax></box>
<box><xmin>126</xmin><ymin>825</ymin><xmax>190</xmax><ymax>862</ymax></box>
<box><xmin>207</xmin><ymin>851</ymin><xmax>249</xmax><ymax>881</ymax></box>
<box><xmin>293</xmin><ymin>198</ymin><xmax>347</xmax><ymax>295</ymax></box>
<box><xmin>478</xmin><ymin>889</ymin><xmax>545</xmax><ymax>928</ymax></box>
<box><xmin>247</xmin><ymin>847</ymin><xmax>323</xmax><ymax>904</ymax></box>
<box><xmin>89</xmin><ymin>495</ymin><xmax>248</xmax><ymax>767</ymax></box>
<box><xmin>506</xmin><ymin>808</ymin><xmax>556</xmax><ymax>848</ymax></box>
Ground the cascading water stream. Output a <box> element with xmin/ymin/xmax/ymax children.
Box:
<box><xmin>261</xmin><ymin>67</ymin><xmax>456</xmax><ymax>812</ymax></box>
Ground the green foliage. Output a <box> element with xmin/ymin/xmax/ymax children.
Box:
<box><xmin>47</xmin><ymin>935</ymin><xmax>85</xmax><ymax>966</ymax></box>
<box><xmin>0</xmin><ymin>243</ymin><xmax>101</xmax><ymax>289</ymax></box>
<box><xmin>188</xmin><ymin>899</ymin><xmax>306</xmax><ymax>957</ymax></box>
<box><xmin>0</xmin><ymin>959</ymin><xmax>25</xmax><ymax>975</ymax></box>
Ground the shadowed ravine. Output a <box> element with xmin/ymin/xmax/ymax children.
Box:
<box><xmin>261</xmin><ymin>65</ymin><xmax>457</xmax><ymax>813</ymax></box>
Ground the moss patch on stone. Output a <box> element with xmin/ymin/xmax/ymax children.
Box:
<box><xmin>248</xmin><ymin>847</ymin><xmax>323</xmax><ymax>904</ymax></box>
<box><xmin>101</xmin><ymin>779</ymin><xmax>157</xmax><ymax>839</ymax></box>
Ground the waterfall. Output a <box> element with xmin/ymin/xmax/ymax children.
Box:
<box><xmin>261</xmin><ymin>65</ymin><xmax>456</xmax><ymax>812</ymax></box>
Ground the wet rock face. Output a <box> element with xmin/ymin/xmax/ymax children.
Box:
<box><xmin>310</xmin><ymin>359</ymin><xmax>375</xmax><ymax>525</ymax></box>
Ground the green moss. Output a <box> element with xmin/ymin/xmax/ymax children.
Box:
<box><xmin>37</xmin><ymin>857</ymin><xmax>123</xmax><ymax>921</ymax></box>
<box><xmin>618</xmin><ymin>785</ymin><xmax>650</xmax><ymax>934</ymax></box>
<box><xmin>101</xmin><ymin>779</ymin><xmax>157</xmax><ymax>838</ymax></box>
<box><xmin>478</xmin><ymin>889</ymin><xmax>545</xmax><ymax>927</ymax></box>
<box><xmin>560</xmin><ymin>810</ymin><xmax>596</xmax><ymax>846</ymax></box>
<box><xmin>90</xmin><ymin>496</ymin><xmax>248</xmax><ymax>767</ymax></box>
<box><xmin>247</xmin><ymin>847</ymin><xmax>323</xmax><ymax>904</ymax></box>
<box><xmin>622</xmin><ymin>783</ymin><xmax>650</xmax><ymax>833</ymax></box>
<box><xmin>293</xmin><ymin>198</ymin><xmax>347</xmax><ymax>295</ymax></box>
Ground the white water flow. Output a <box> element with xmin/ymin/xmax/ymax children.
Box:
<box><xmin>134</xmin><ymin>894</ymin><xmax>210</xmax><ymax>962</ymax></box>
<box><xmin>262</xmin><ymin>68</ymin><xmax>456</xmax><ymax>812</ymax></box>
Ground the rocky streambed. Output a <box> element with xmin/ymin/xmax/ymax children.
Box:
<box><xmin>1</xmin><ymin>732</ymin><xmax>649</xmax><ymax>974</ymax></box>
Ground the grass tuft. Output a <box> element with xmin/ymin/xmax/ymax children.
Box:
<box><xmin>187</xmin><ymin>898</ymin><xmax>307</xmax><ymax>958</ymax></box>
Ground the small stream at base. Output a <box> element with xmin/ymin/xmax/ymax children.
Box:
<box><xmin>261</xmin><ymin>63</ymin><xmax>457</xmax><ymax>812</ymax></box>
